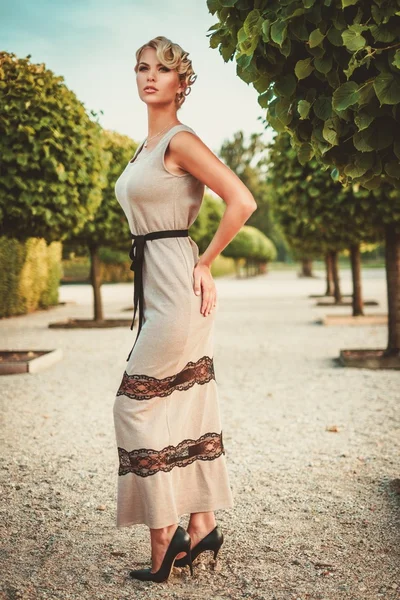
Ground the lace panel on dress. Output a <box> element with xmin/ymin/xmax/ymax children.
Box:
<box><xmin>116</xmin><ymin>355</ymin><xmax>215</xmax><ymax>400</ymax></box>
<box><xmin>118</xmin><ymin>431</ymin><xmax>225</xmax><ymax>477</ymax></box>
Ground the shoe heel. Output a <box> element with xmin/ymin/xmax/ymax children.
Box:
<box><xmin>213</xmin><ymin>544</ymin><xmax>222</xmax><ymax>560</ymax></box>
<box><xmin>187</xmin><ymin>549</ymin><xmax>194</xmax><ymax>576</ymax></box>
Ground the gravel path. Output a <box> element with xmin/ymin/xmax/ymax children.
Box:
<box><xmin>1</xmin><ymin>267</ymin><xmax>399</xmax><ymax>600</ymax></box>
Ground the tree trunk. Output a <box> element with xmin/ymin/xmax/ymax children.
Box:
<box><xmin>234</xmin><ymin>258</ymin><xmax>241</xmax><ymax>278</ymax></box>
<box><xmin>89</xmin><ymin>244</ymin><xmax>104</xmax><ymax>321</ymax></box>
<box><xmin>331</xmin><ymin>250</ymin><xmax>342</xmax><ymax>303</ymax></box>
<box><xmin>350</xmin><ymin>243</ymin><xmax>364</xmax><ymax>316</ymax></box>
<box><xmin>301</xmin><ymin>258</ymin><xmax>313</xmax><ymax>277</ymax></box>
<box><xmin>325</xmin><ymin>253</ymin><xmax>334</xmax><ymax>296</ymax></box>
<box><xmin>384</xmin><ymin>223</ymin><xmax>400</xmax><ymax>356</ymax></box>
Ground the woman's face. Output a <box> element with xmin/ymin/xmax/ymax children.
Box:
<box><xmin>136</xmin><ymin>47</ymin><xmax>183</xmax><ymax>107</ymax></box>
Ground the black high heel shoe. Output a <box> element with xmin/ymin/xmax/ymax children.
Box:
<box><xmin>129</xmin><ymin>525</ymin><xmax>193</xmax><ymax>582</ymax></box>
<box><xmin>174</xmin><ymin>525</ymin><xmax>223</xmax><ymax>568</ymax></box>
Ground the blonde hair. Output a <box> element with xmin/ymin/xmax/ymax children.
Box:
<box><xmin>134</xmin><ymin>36</ymin><xmax>197</xmax><ymax>110</ymax></box>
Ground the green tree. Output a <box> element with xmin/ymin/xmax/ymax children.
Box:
<box><xmin>223</xmin><ymin>224</ymin><xmax>277</xmax><ymax>276</ymax></box>
<box><xmin>207</xmin><ymin>0</ymin><xmax>400</xmax><ymax>356</ymax></box>
<box><xmin>65</xmin><ymin>130</ymin><xmax>136</xmax><ymax>322</ymax></box>
<box><xmin>218</xmin><ymin>129</ymin><xmax>287</xmax><ymax>259</ymax></box>
<box><xmin>207</xmin><ymin>0</ymin><xmax>400</xmax><ymax>187</ymax></box>
<box><xmin>267</xmin><ymin>131</ymin><xmax>378</xmax><ymax>313</ymax></box>
<box><xmin>0</xmin><ymin>52</ymin><xmax>109</xmax><ymax>242</ymax></box>
<box><xmin>189</xmin><ymin>192</ymin><xmax>224</xmax><ymax>254</ymax></box>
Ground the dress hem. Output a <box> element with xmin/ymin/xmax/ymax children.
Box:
<box><xmin>116</xmin><ymin>499</ymin><xmax>234</xmax><ymax>529</ymax></box>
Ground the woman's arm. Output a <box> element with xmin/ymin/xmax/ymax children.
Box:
<box><xmin>169</xmin><ymin>131</ymin><xmax>258</xmax><ymax>316</ymax></box>
<box><xmin>170</xmin><ymin>131</ymin><xmax>257</xmax><ymax>266</ymax></box>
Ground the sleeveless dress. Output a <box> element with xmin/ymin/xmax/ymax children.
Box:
<box><xmin>112</xmin><ymin>123</ymin><xmax>234</xmax><ymax>529</ymax></box>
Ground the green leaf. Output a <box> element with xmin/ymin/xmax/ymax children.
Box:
<box><xmin>309</xmin><ymin>29</ymin><xmax>325</xmax><ymax>48</ymax></box>
<box><xmin>298</xmin><ymin>100</ymin><xmax>311</xmax><ymax>119</ymax></box>
<box><xmin>276</xmin><ymin>97</ymin><xmax>292</xmax><ymax>125</ymax></box>
<box><xmin>394</xmin><ymin>141</ymin><xmax>400</xmax><ymax>160</ymax></box>
<box><xmin>358</xmin><ymin>81</ymin><xmax>375</xmax><ymax>106</ymax></box>
<box><xmin>392</xmin><ymin>49</ymin><xmax>400</xmax><ymax>69</ymax></box>
<box><xmin>237</xmin><ymin>27</ymin><xmax>247</xmax><ymax>44</ymax></box>
<box><xmin>243</xmin><ymin>9</ymin><xmax>262</xmax><ymax>37</ymax></box>
<box><xmin>298</xmin><ymin>142</ymin><xmax>313</xmax><ymax>165</ymax></box>
<box><xmin>206</xmin><ymin>22</ymin><xmax>221</xmax><ymax>33</ymax></box>
<box><xmin>326</xmin><ymin>68</ymin><xmax>340</xmax><ymax>89</ymax></box>
<box><xmin>236</xmin><ymin>54</ymin><xmax>253</xmax><ymax>74</ymax></box>
<box><xmin>342</xmin><ymin>0</ymin><xmax>358</xmax><ymax>6</ymax></box>
<box><xmin>322</xmin><ymin>118</ymin><xmax>339</xmax><ymax>146</ymax></box>
<box><xmin>352</xmin><ymin>131</ymin><xmax>373</xmax><ymax>151</ymax></box>
<box><xmin>258</xmin><ymin>89</ymin><xmax>273</xmax><ymax>108</ymax></box>
<box><xmin>384</xmin><ymin>161</ymin><xmax>400</xmax><ymax>178</ymax></box>
<box><xmin>253</xmin><ymin>72</ymin><xmax>272</xmax><ymax>93</ymax></box>
<box><xmin>313</xmin><ymin>96</ymin><xmax>333</xmax><ymax>120</ymax></box>
<box><xmin>342</xmin><ymin>26</ymin><xmax>366</xmax><ymax>52</ymax></box>
<box><xmin>305</xmin><ymin>88</ymin><xmax>317</xmax><ymax>103</ymax></box>
<box><xmin>371</xmin><ymin>4</ymin><xmax>382</xmax><ymax>24</ymax></box>
<box><xmin>281</xmin><ymin>37</ymin><xmax>292</xmax><ymax>58</ymax></box>
<box><xmin>271</xmin><ymin>20</ymin><xmax>287</xmax><ymax>46</ymax></box>
<box><xmin>290</xmin><ymin>19</ymin><xmax>309</xmax><ymax>41</ymax></box>
<box><xmin>291</xmin><ymin>8</ymin><xmax>306</xmax><ymax>18</ymax></box>
<box><xmin>331</xmin><ymin>167</ymin><xmax>340</xmax><ymax>181</ymax></box>
<box><xmin>267</xmin><ymin>110</ymin><xmax>286</xmax><ymax>133</ymax></box>
<box><xmin>307</xmin><ymin>3</ymin><xmax>322</xmax><ymax>25</ymax></box>
<box><xmin>344</xmin><ymin>153</ymin><xmax>374</xmax><ymax>177</ymax></box>
<box><xmin>295</xmin><ymin>58</ymin><xmax>314</xmax><ymax>80</ymax></box>
<box><xmin>309</xmin><ymin>44</ymin><xmax>325</xmax><ymax>58</ymax></box>
<box><xmin>237</xmin><ymin>29</ymin><xmax>259</xmax><ymax>56</ymax></box>
<box><xmin>362</xmin><ymin>175</ymin><xmax>382</xmax><ymax>190</ymax></box>
<box><xmin>327</xmin><ymin>27</ymin><xmax>343</xmax><ymax>46</ymax></box>
<box><xmin>274</xmin><ymin>73</ymin><xmax>296</xmax><ymax>97</ymax></box>
<box><xmin>357</xmin><ymin>152</ymin><xmax>375</xmax><ymax>171</ymax></box>
<box><xmin>332</xmin><ymin>81</ymin><xmax>360</xmax><ymax>110</ymax></box>
<box><xmin>314</xmin><ymin>53</ymin><xmax>333</xmax><ymax>73</ymax></box>
<box><xmin>261</xmin><ymin>19</ymin><xmax>271</xmax><ymax>42</ymax></box>
<box><xmin>370</xmin><ymin>24</ymin><xmax>396</xmax><ymax>43</ymax></box>
<box><xmin>354</xmin><ymin>110</ymin><xmax>374</xmax><ymax>131</ymax></box>
<box><xmin>373</xmin><ymin>72</ymin><xmax>400</xmax><ymax>105</ymax></box>
<box><xmin>353</xmin><ymin>119</ymin><xmax>393</xmax><ymax>151</ymax></box>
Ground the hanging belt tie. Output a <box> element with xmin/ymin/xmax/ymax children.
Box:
<box><xmin>127</xmin><ymin>228</ymin><xmax>189</xmax><ymax>361</ymax></box>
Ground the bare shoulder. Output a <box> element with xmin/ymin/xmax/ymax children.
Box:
<box><xmin>168</xmin><ymin>129</ymin><xmax>255</xmax><ymax>205</ymax></box>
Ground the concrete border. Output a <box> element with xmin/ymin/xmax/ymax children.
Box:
<box><xmin>339</xmin><ymin>348</ymin><xmax>400</xmax><ymax>370</ymax></box>
<box><xmin>322</xmin><ymin>314</ymin><xmax>388</xmax><ymax>326</ymax></box>
<box><xmin>0</xmin><ymin>349</ymin><xmax>63</xmax><ymax>375</ymax></box>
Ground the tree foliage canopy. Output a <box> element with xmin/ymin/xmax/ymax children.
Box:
<box><xmin>66</xmin><ymin>130</ymin><xmax>137</xmax><ymax>250</ymax></box>
<box><xmin>218</xmin><ymin>129</ymin><xmax>287</xmax><ymax>257</ymax></box>
<box><xmin>223</xmin><ymin>224</ymin><xmax>277</xmax><ymax>261</ymax></box>
<box><xmin>267</xmin><ymin>131</ymin><xmax>379</xmax><ymax>256</ymax></box>
<box><xmin>0</xmin><ymin>52</ymin><xmax>109</xmax><ymax>242</ymax></box>
<box><xmin>207</xmin><ymin>0</ymin><xmax>400</xmax><ymax>189</ymax></box>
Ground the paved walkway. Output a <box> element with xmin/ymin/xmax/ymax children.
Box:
<box><xmin>1</xmin><ymin>268</ymin><xmax>399</xmax><ymax>600</ymax></box>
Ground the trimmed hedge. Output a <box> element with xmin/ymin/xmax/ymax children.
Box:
<box><xmin>0</xmin><ymin>236</ymin><xmax>62</xmax><ymax>318</ymax></box>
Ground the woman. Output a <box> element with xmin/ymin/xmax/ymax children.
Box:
<box><xmin>113</xmin><ymin>35</ymin><xmax>257</xmax><ymax>583</ymax></box>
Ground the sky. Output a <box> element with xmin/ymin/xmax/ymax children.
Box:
<box><xmin>1</xmin><ymin>0</ymin><xmax>274</xmax><ymax>155</ymax></box>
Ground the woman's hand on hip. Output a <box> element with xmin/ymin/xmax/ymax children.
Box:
<box><xmin>193</xmin><ymin>262</ymin><xmax>217</xmax><ymax>316</ymax></box>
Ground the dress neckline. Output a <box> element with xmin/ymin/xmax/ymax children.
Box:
<box><xmin>128</xmin><ymin>123</ymin><xmax>185</xmax><ymax>164</ymax></box>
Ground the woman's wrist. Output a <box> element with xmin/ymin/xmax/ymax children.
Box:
<box><xmin>197</xmin><ymin>257</ymin><xmax>212</xmax><ymax>269</ymax></box>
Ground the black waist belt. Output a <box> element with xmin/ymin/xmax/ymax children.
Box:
<box><xmin>127</xmin><ymin>228</ymin><xmax>189</xmax><ymax>361</ymax></box>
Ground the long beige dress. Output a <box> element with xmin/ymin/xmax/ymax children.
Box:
<box><xmin>112</xmin><ymin>123</ymin><xmax>234</xmax><ymax>529</ymax></box>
